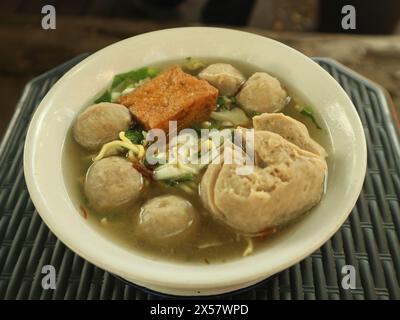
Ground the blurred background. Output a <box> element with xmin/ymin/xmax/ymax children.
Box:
<box><xmin>1</xmin><ymin>0</ymin><xmax>399</xmax><ymax>136</ymax></box>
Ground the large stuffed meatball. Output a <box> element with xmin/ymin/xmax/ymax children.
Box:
<box><xmin>200</xmin><ymin>131</ymin><xmax>326</xmax><ymax>234</ymax></box>
<box><xmin>199</xmin><ymin>63</ymin><xmax>245</xmax><ymax>96</ymax></box>
<box><xmin>73</xmin><ymin>102</ymin><xmax>131</xmax><ymax>150</ymax></box>
<box><xmin>236</xmin><ymin>72</ymin><xmax>288</xmax><ymax>114</ymax></box>
<box><xmin>253</xmin><ymin>113</ymin><xmax>327</xmax><ymax>158</ymax></box>
<box><xmin>84</xmin><ymin>156</ymin><xmax>143</xmax><ymax>212</ymax></box>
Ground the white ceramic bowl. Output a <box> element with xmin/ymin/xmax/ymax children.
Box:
<box><xmin>24</xmin><ymin>27</ymin><xmax>366</xmax><ymax>296</ymax></box>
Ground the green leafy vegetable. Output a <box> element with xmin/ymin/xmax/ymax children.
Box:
<box><xmin>184</xmin><ymin>57</ymin><xmax>206</xmax><ymax>71</ymax></box>
<box><xmin>94</xmin><ymin>90</ymin><xmax>112</xmax><ymax>103</ymax></box>
<box><xmin>249</xmin><ymin>111</ymin><xmax>262</xmax><ymax>117</ymax></box>
<box><xmin>299</xmin><ymin>106</ymin><xmax>322</xmax><ymax>129</ymax></box>
<box><xmin>112</xmin><ymin>67</ymin><xmax>159</xmax><ymax>90</ymax></box>
<box><xmin>191</xmin><ymin>119</ymin><xmax>220</xmax><ymax>134</ymax></box>
<box><xmin>217</xmin><ymin>96</ymin><xmax>237</xmax><ymax>110</ymax></box>
<box><xmin>94</xmin><ymin>67</ymin><xmax>158</xmax><ymax>104</ymax></box>
<box><xmin>125</xmin><ymin>124</ymin><xmax>145</xmax><ymax>144</ymax></box>
<box><xmin>217</xmin><ymin>96</ymin><xmax>226</xmax><ymax>107</ymax></box>
<box><xmin>207</xmin><ymin>119</ymin><xmax>220</xmax><ymax>130</ymax></box>
<box><xmin>164</xmin><ymin>173</ymin><xmax>194</xmax><ymax>187</ymax></box>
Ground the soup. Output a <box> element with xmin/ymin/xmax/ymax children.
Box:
<box><xmin>63</xmin><ymin>58</ymin><xmax>329</xmax><ymax>264</ymax></box>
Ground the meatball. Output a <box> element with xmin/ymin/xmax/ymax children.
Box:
<box><xmin>236</xmin><ymin>72</ymin><xmax>288</xmax><ymax>114</ymax></box>
<box><xmin>253</xmin><ymin>113</ymin><xmax>327</xmax><ymax>158</ymax></box>
<box><xmin>199</xmin><ymin>63</ymin><xmax>245</xmax><ymax>96</ymax></box>
<box><xmin>200</xmin><ymin>130</ymin><xmax>327</xmax><ymax>234</ymax></box>
<box><xmin>136</xmin><ymin>195</ymin><xmax>197</xmax><ymax>245</ymax></box>
<box><xmin>84</xmin><ymin>157</ymin><xmax>143</xmax><ymax>212</ymax></box>
<box><xmin>73</xmin><ymin>102</ymin><xmax>131</xmax><ymax>150</ymax></box>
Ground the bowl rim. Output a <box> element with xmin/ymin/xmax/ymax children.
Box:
<box><xmin>23</xmin><ymin>26</ymin><xmax>367</xmax><ymax>290</ymax></box>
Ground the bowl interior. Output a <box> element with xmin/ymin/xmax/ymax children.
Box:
<box><xmin>24</xmin><ymin>27</ymin><xmax>366</xmax><ymax>291</ymax></box>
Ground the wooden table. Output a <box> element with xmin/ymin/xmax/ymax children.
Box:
<box><xmin>1</xmin><ymin>14</ymin><xmax>399</xmax><ymax>135</ymax></box>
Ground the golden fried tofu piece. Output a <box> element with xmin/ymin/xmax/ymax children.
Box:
<box><xmin>118</xmin><ymin>66</ymin><xmax>218</xmax><ymax>132</ymax></box>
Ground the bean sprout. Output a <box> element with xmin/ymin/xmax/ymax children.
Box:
<box><xmin>243</xmin><ymin>237</ymin><xmax>254</xmax><ymax>257</ymax></box>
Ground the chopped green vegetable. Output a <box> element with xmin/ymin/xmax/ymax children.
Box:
<box><xmin>112</xmin><ymin>67</ymin><xmax>159</xmax><ymax>90</ymax></box>
<box><xmin>94</xmin><ymin>67</ymin><xmax>158</xmax><ymax>104</ymax></box>
<box><xmin>299</xmin><ymin>106</ymin><xmax>322</xmax><ymax>129</ymax></box>
<box><xmin>217</xmin><ymin>96</ymin><xmax>237</xmax><ymax>110</ymax></box>
<box><xmin>217</xmin><ymin>96</ymin><xmax>226</xmax><ymax>107</ymax></box>
<box><xmin>94</xmin><ymin>90</ymin><xmax>112</xmax><ymax>103</ymax></box>
<box><xmin>125</xmin><ymin>124</ymin><xmax>145</xmax><ymax>144</ymax></box>
<box><xmin>165</xmin><ymin>180</ymin><xmax>179</xmax><ymax>187</ymax></box>
<box><xmin>111</xmin><ymin>91</ymin><xmax>121</xmax><ymax>102</ymax></box>
<box><xmin>184</xmin><ymin>57</ymin><xmax>206</xmax><ymax>71</ymax></box>
<box><xmin>249</xmin><ymin>111</ymin><xmax>262</xmax><ymax>117</ymax></box>
<box><xmin>191</xmin><ymin>119</ymin><xmax>220</xmax><ymax>134</ymax></box>
<box><xmin>147</xmin><ymin>67</ymin><xmax>159</xmax><ymax>77</ymax></box>
<box><xmin>125</xmin><ymin>130</ymin><xmax>143</xmax><ymax>145</ymax></box>
<box><xmin>164</xmin><ymin>173</ymin><xmax>194</xmax><ymax>187</ymax></box>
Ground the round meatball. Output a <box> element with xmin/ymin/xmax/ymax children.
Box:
<box><xmin>199</xmin><ymin>63</ymin><xmax>245</xmax><ymax>96</ymax></box>
<box><xmin>200</xmin><ymin>130</ymin><xmax>327</xmax><ymax>234</ymax></box>
<box><xmin>73</xmin><ymin>102</ymin><xmax>131</xmax><ymax>150</ymax></box>
<box><xmin>236</xmin><ymin>72</ymin><xmax>288</xmax><ymax>114</ymax></box>
<box><xmin>136</xmin><ymin>195</ymin><xmax>197</xmax><ymax>245</ymax></box>
<box><xmin>84</xmin><ymin>157</ymin><xmax>143</xmax><ymax>212</ymax></box>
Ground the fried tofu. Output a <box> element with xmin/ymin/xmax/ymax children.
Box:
<box><xmin>118</xmin><ymin>66</ymin><xmax>218</xmax><ymax>132</ymax></box>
